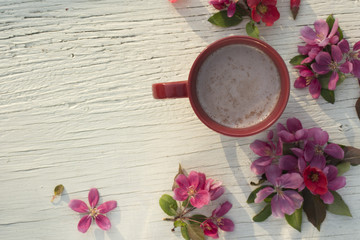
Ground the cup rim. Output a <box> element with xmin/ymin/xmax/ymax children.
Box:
<box><xmin>188</xmin><ymin>36</ymin><xmax>290</xmax><ymax>137</ymax></box>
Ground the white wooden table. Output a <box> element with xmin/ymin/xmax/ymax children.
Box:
<box><xmin>1</xmin><ymin>0</ymin><xmax>360</xmax><ymax>239</ymax></box>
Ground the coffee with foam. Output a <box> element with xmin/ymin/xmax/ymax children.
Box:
<box><xmin>196</xmin><ymin>44</ymin><xmax>281</xmax><ymax>128</ymax></box>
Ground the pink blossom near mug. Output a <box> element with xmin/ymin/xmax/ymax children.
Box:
<box><xmin>152</xmin><ymin>36</ymin><xmax>290</xmax><ymax>137</ymax></box>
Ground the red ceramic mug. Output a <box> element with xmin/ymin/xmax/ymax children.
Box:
<box><xmin>152</xmin><ymin>36</ymin><xmax>290</xmax><ymax>137</ymax></box>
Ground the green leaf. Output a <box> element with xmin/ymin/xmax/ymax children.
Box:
<box><xmin>327</xmin><ymin>191</ymin><xmax>352</xmax><ymax>217</ymax></box>
<box><xmin>208</xmin><ymin>10</ymin><xmax>243</xmax><ymax>28</ymax></box>
<box><xmin>51</xmin><ymin>184</ymin><xmax>64</xmax><ymax>202</ymax></box>
<box><xmin>264</xmin><ymin>193</ymin><xmax>275</xmax><ymax>203</ymax></box>
<box><xmin>321</xmin><ymin>88</ymin><xmax>335</xmax><ymax>104</ymax></box>
<box><xmin>336</xmin><ymin>162</ymin><xmax>351</xmax><ymax>176</ymax></box>
<box><xmin>246</xmin><ymin>21</ymin><xmax>259</xmax><ymax>39</ymax></box>
<box><xmin>285</xmin><ymin>208</ymin><xmax>302</xmax><ymax>232</ymax></box>
<box><xmin>302</xmin><ymin>188</ymin><xmax>326</xmax><ymax>231</ymax></box>
<box><xmin>159</xmin><ymin>194</ymin><xmax>178</xmax><ymax>216</ymax></box>
<box><xmin>187</xmin><ymin>222</ymin><xmax>205</xmax><ymax>240</ymax></box>
<box><xmin>181</xmin><ymin>225</ymin><xmax>190</xmax><ymax>240</ymax></box>
<box><xmin>253</xmin><ymin>204</ymin><xmax>272</xmax><ymax>222</ymax></box>
<box><xmin>290</xmin><ymin>55</ymin><xmax>306</xmax><ymax>65</ymax></box>
<box><xmin>247</xmin><ymin>186</ymin><xmax>267</xmax><ymax>203</ymax></box>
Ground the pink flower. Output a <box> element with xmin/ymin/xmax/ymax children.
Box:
<box><xmin>303</xmin><ymin>166</ymin><xmax>328</xmax><ymax>195</ymax></box>
<box><xmin>250</xmin><ymin>131</ymin><xmax>282</xmax><ymax>175</ymax></box>
<box><xmin>297</xmin><ymin>44</ymin><xmax>322</xmax><ymax>64</ymax></box>
<box><xmin>277</xmin><ymin>117</ymin><xmax>308</xmax><ymax>143</ymax></box>
<box><xmin>201</xmin><ymin>201</ymin><xmax>234</xmax><ymax>239</ymax></box>
<box><xmin>293</xmin><ymin>65</ymin><xmax>321</xmax><ymax>99</ymax></box>
<box><xmin>304</xmin><ymin>128</ymin><xmax>344</xmax><ymax>169</ymax></box>
<box><xmin>300</xmin><ymin>19</ymin><xmax>339</xmax><ymax>47</ymax></box>
<box><xmin>338</xmin><ymin>39</ymin><xmax>360</xmax><ymax>78</ymax></box>
<box><xmin>255</xmin><ymin>165</ymin><xmax>304</xmax><ymax>218</ymax></box>
<box><xmin>209</xmin><ymin>0</ymin><xmax>238</xmax><ymax>18</ymax></box>
<box><xmin>247</xmin><ymin>0</ymin><xmax>280</xmax><ymax>26</ymax></box>
<box><xmin>168</xmin><ymin>0</ymin><xmax>177</xmax><ymax>2</ymax></box>
<box><xmin>311</xmin><ymin>46</ymin><xmax>353</xmax><ymax>90</ymax></box>
<box><xmin>173</xmin><ymin>171</ymin><xmax>210</xmax><ymax>208</ymax></box>
<box><xmin>69</xmin><ymin>188</ymin><xmax>117</xmax><ymax>233</ymax></box>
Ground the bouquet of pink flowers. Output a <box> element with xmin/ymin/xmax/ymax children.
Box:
<box><xmin>160</xmin><ymin>165</ymin><xmax>234</xmax><ymax>239</ymax></box>
<box><xmin>248</xmin><ymin>117</ymin><xmax>360</xmax><ymax>231</ymax></box>
<box><xmin>290</xmin><ymin>15</ymin><xmax>360</xmax><ymax>106</ymax></box>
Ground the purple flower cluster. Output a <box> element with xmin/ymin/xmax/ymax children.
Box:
<box><xmin>171</xmin><ymin>170</ymin><xmax>234</xmax><ymax>239</ymax></box>
<box><xmin>293</xmin><ymin>16</ymin><xmax>360</xmax><ymax>99</ymax></box>
<box><xmin>250</xmin><ymin>118</ymin><xmax>345</xmax><ymax>218</ymax></box>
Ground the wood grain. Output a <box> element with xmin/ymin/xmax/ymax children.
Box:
<box><xmin>1</xmin><ymin>0</ymin><xmax>360</xmax><ymax>239</ymax></box>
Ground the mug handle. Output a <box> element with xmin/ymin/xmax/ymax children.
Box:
<box><xmin>152</xmin><ymin>81</ymin><xmax>188</xmax><ymax>99</ymax></box>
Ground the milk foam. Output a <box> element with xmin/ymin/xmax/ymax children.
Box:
<box><xmin>196</xmin><ymin>44</ymin><xmax>281</xmax><ymax>128</ymax></box>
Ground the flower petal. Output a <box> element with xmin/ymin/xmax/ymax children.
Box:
<box><xmin>247</xmin><ymin>0</ymin><xmax>261</xmax><ymax>8</ymax></box>
<box><xmin>95</xmin><ymin>214</ymin><xmax>111</xmax><ymax>231</ymax></box>
<box><xmin>300</xmin><ymin>26</ymin><xmax>316</xmax><ymax>41</ymax></box>
<box><xmin>320</xmin><ymin>191</ymin><xmax>334</xmax><ymax>204</ymax></box>
<box><xmin>310</xmin><ymin>154</ymin><xmax>326</xmax><ymax>169</ymax></box>
<box><xmin>78</xmin><ymin>215</ymin><xmax>92</xmax><ymax>233</ymax></box>
<box><xmin>328</xmin><ymin>18</ymin><xmax>339</xmax><ymax>39</ymax></box>
<box><xmin>173</xmin><ymin>187</ymin><xmax>188</xmax><ymax>201</ymax></box>
<box><xmin>213</xmin><ymin>201</ymin><xmax>232</xmax><ymax>217</ymax></box>
<box><xmin>254</xmin><ymin>187</ymin><xmax>274</xmax><ymax>203</ymax></box>
<box><xmin>270</xmin><ymin>195</ymin><xmax>285</xmax><ymax>218</ymax></box>
<box><xmin>339</xmin><ymin>61</ymin><xmax>353</xmax><ymax>74</ymax></box>
<box><xmin>315</xmin><ymin>51</ymin><xmax>332</xmax><ymax>66</ymax></box>
<box><xmin>328</xmin><ymin>71</ymin><xmax>339</xmax><ymax>90</ymax></box>
<box><xmin>250</xmin><ymin>156</ymin><xmax>273</xmax><ymax>175</ymax></box>
<box><xmin>291</xmin><ymin>147</ymin><xmax>304</xmax><ymax>158</ymax></box>
<box><xmin>227</xmin><ymin>2</ymin><xmax>236</xmax><ymax>17</ymax></box>
<box><xmin>277</xmin><ymin>173</ymin><xmax>303</xmax><ymax>189</ymax></box>
<box><xmin>279</xmin><ymin>155</ymin><xmax>298</xmax><ymax>171</ymax></box>
<box><xmin>284</xmin><ymin>190</ymin><xmax>304</xmax><ymax>211</ymax></box>
<box><xmin>190</xmin><ymin>190</ymin><xmax>210</xmax><ymax>208</ymax></box>
<box><xmin>294</xmin><ymin>76</ymin><xmax>307</xmax><ymax>89</ymax></box>
<box><xmin>324</xmin><ymin>143</ymin><xmax>344</xmax><ymax>160</ymax></box>
<box><xmin>265</xmin><ymin>164</ymin><xmax>282</xmax><ymax>185</ymax></box>
<box><xmin>286</xmin><ymin>118</ymin><xmax>302</xmax><ymax>133</ymax></box>
<box><xmin>197</xmin><ymin>172</ymin><xmax>206</xmax><ymax>190</ymax></box>
<box><xmin>97</xmin><ymin>201</ymin><xmax>117</xmax><ymax>214</ymax></box>
<box><xmin>218</xmin><ymin>218</ymin><xmax>235</xmax><ymax>232</ymax></box>
<box><xmin>251</xmin><ymin>8</ymin><xmax>262</xmax><ymax>23</ymax></box>
<box><xmin>201</xmin><ymin>220</ymin><xmax>219</xmax><ymax>238</ymax></box>
<box><xmin>314</xmin><ymin>19</ymin><xmax>329</xmax><ymax>39</ymax></box>
<box><xmin>351</xmin><ymin>59</ymin><xmax>360</xmax><ymax>78</ymax></box>
<box><xmin>312</xmin><ymin>128</ymin><xmax>329</xmax><ymax>146</ymax></box>
<box><xmin>311</xmin><ymin>63</ymin><xmax>329</xmax><ymax>74</ymax></box>
<box><xmin>338</xmin><ymin>39</ymin><xmax>350</xmax><ymax>53</ymax></box>
<box><xmin>262</xmin><ymin>6</ymin><xmax>280</xmax><ymax>26</ymax></box>
<box><xmin>354</xmin><ymin>41</ymin><xmax>360</xmax><ymax>51</ymax></box>
<box><xmin>328</xmin><ymin>176</ymin><xmax>346</xmax><ymax>191</ymax></box>
<box><xmin>331</xmin><ymin>45</ymin><xmax>343</xmax><ymax>63</ymax></box>
<box><xmin>309</xmin><ymin>78</ymin><xmax>321</xmax><ymax>99</ymax></box>
<box><xmin>69</xmin><ymin>199</ymin><xmax>89</xmax><ymax>213</ymax></box>
<box><xmin>188</xmin><ymin>171</ymin><xmax>200</xmax><ymax>189</ymax></box>
<box><xmin>210</xmin><ymin>186</ymin><xmax>225</xmax><ymax>201</ymax></box>
<box><xmin>250</xmin><ymin>140</ymin><xmax>272</xmax><ymax>156</ymax></box>
<box><xmin>88</xmin><ymin>188</ymin><xmax>99</xmax><ymax>208</ymax></box>
<box><xmin>175</xmin><ymin>174</ymin><xmax>189</xmax><ymax>189</ymax></box>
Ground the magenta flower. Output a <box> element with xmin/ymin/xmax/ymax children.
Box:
<box><xmin>320</xmin><ymin>165</ymin><xmax>346</xmax><ymax>204</ymax></box>
<box><xmin>255</xmin><ymin>165</ymin><xmax>304</xmax><ymax>218</ymax></box>
<box><xmin>293</xmin><ymin>65</ymin><xmax>321</xmax><ymax>99</ymax></box>
<box><xmin>205</xmin><ymin>178</ymin><xmax>225</xmax><ymax>201</ymax></box>
<box><xmin>201</xmin><ymin>201</ymin><xmax>234</xmax><ymax>239</ymax></box>
<box><xmin>338</xmin><ymin>39</ymin><xmax>360</xmax><ymax>78</ymax></box>
<box><xmin>69</xmin><ymin>188</ymin><xmax>117</xmax><ymax>233</ymax></box>
<box><xmin>300</xmin><ymin>19</ymin><xmax>339</xmax><ymax>47</ymax></box>
<box><xmin>247</xmin><ymin>0</ymin><xmax>280</xmax><ymax>26</ymax></box>
<box><xmin>311</xmin><ymin>45</ymin><xmax>353</xmax><ymax>90</ymax></box>
<box><xmin>250</xmin><ymin>131</ymin><xmax>282</xmax><ymax>175</ymax></box>
<box><xmin>277</xmin><ymin>117</ymin><xmax>308</xmax><ymax>143</ymax></box>
<box><xmin>173</xmin><ymin>171</ymin><xmax>210</xmax><ymax>208</ymax></box>
<box><xmin>209</xmin><ymin>0</ymin><xmax>238</xmax><ymax>17</ymax></box>
<box><xmin>304</xmin><ymin>128</ymin><xmax>344</xmax><ymax>169</ymax></box>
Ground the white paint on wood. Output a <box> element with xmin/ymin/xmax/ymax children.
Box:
<box><xmin>1</xmin><ymin>0</ymin><xmax>360</xmax><ymax>239</ymax></box>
